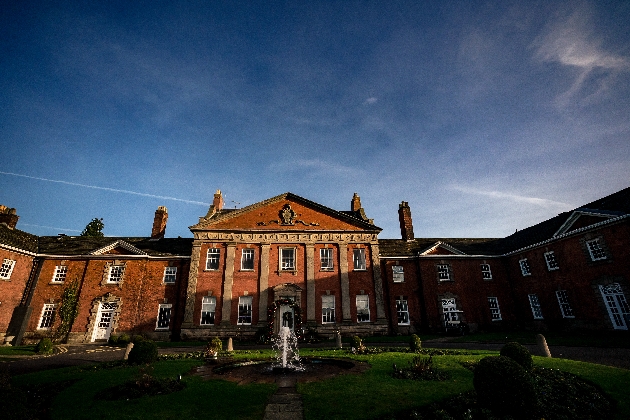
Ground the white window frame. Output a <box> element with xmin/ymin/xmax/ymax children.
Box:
<box><xmin>237</xmin><ymin>296</ymin><xmax>253</xmax><ymax>325</ymax></box>
<box><xmin>163</xmin><ymin>266</ymin><xmax>177</xmax><ymax>284</ymax></box>
<box><xmin>52</xmin><ymin>265</ymin><xmax>68</xmax><ymax>283</ymax></box>
<box><xmin>441</xmin><ymin>298</ymin><xmax>460</xmax><ymax>324</ymax></box>
<box><xmin>555</xmin><ymin>290</ymin><xmax>574</xmax><ymax>318</ymax></box>
<box><xmin>599</xmin><ymin>283</ymin><xmax>629</xmax><ymax>330</ymax></box>
<box><xmin>528</xmin><ymin>294</ymin><xmax>543</xmax><ymax>319</ymax></box>
<box><xmin>396</xmin><ymin>298</ymin><xmax>410</xmax><ymax>325</ymax></box>
<box><xmin>241</xmin><ymin>249</ymin><xmax>255</xmax><ymax>271</ymax></box>
<box><xmin>0</xmin><ymin>259</ymin><xmax>16</xmax><ymax>280</ymax></box>
<box><xmin>488</xmin><ymin>297</ymin><xmax>502</xmax><ymax>321</ymax></box>
<box><xmin>280</xmin><ymin>247</ymin><xmax>296</xmax><ymax>271</ymax></box>
<box><xmin>320</xmin><ymin>248</ymin><xmax>334</xmax><ymax>271</ymax></box>
<box><xmin>106</xmin><ymin>265</ymin><xmax>125</xmax><ymax>283</ymax></box>
<box><xmin>156</xmin><ymin>303</ymin><xmax>172</xmax><ymax>330</ymax></box>
<box><xmin>38</xmin><ymin>303</ymin><xmax>57</xmax><ymax>330</ymax></box>
<box><xmin>206</xmin><ymin>248</ymin><xmax>220</xmax><ymax>270</ymax></box>
<box><xmin>586</xmin><ymin>239</ymin><xmax>607</xmax><ymax>261</ymax></box>
<box><xmin>392</xmin><ymin>265</ymin><xmax>404</xmax><ymax>283</ymax></box>
<box><xmin>519</xmin><ymin>259</ymin><xmax>532</xmax><ymax>276</ymax></box>
<box><xmin>544</xmin><ymin>251</ymin><xmax>559</xmax><ymax>271</ymax></box>
<box><xmin>481</xmin><ymin>264</ymin><xmax>492</xmax><ymax>280</ymax></box>
<box><xmin>200</xmin><ymin>296</ymin><xmax>216</xmax><ymax>325</ymax></box>
<box><xmin>322</xmin><ymin>295</ymin><xmax>335</xmax><ymax>324</ymax></box>
<box><xmin>353</xmin><ymin>248</ymin><xmax>366</xmax><ymax>271</ymax></box>
<box><xmin>437</xmin><ymin>264</ymin><xmax>450</xmax><ymax>281</ymax></box>
<box><xmin>356</xmin><ymin>294</ymin><xmax>370</xmax><ymax>323</ymax></box>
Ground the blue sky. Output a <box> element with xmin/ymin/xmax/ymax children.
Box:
<box><xmin>1</xmin><ymin>1</ymin><xmax>629</xmax><ymax>239</ymax></box>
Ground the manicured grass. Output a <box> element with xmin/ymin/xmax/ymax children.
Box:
<box><xmin>0</xmin><ymin>345</ymin><xmax>37</xmax><ymax>356</ymax></box>
<box><xmin>154</xmin><ymin>341</ymin><xmax>207</xmax><ymax>348</ymax></box>
<box><xmin>10</xmin><ymin>359</ymin><xmax>276</xmax><ymax>420</ymax></box>
<box><xmin>6</xmin><ymin>347</ymin><xmax>630</xmax><ymax>420</ymax></box>
<box><xmin>450</xmin><ymin>330</ymin><xmax>630</xmax><ymax>348</ymax></box>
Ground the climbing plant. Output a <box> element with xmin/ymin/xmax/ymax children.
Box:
<box><xmin>54</xmin><ymin>279</ymin><xmax>80</xmax><ymax>343</ymax></box>
<box><xmin>265</xmin><ymin>299</ymin><xmax>303</xmax><ymax>342</ymax></box>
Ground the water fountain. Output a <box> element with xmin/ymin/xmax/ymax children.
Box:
<box><xmin>272</xmin><ymin>326</ymin><xmax>303</xmax><ymax>373</ymax></box>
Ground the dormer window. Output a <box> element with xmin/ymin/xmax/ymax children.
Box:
<box><xmin>586</xmin><ymin>239</ymin><xmax>607</xmax><ymax>261</ymax></box>
<box><xmin>107</xmin><ymin>265</ymin><xmax>125</xmax><ymax>283</ymax></box>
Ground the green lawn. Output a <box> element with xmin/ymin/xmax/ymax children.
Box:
<box><xmin>449</xmin><ymin>330</ymin><xmax>630</xmax><ymax>348</ymax></box>
<box><xmin>0</xmin><ymin>345</ymin><xmax>37</xmax><ymax>356</ymax></box>
<box><xmin>5</xmin><ymin>347</ymin><xmax>630</xmax><ymax>420</ymax></box>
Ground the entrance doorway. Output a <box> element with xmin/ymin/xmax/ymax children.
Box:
<box><xmin>91</xmin><ymin>302</ymin><xmax>117</xmax><ymax>341</ymax></box>
<box><xmin>600</xmin><ymin>284</ymin><xmax>629</xmax><ymax>330</ymax></box>
<box><xmin>279</xmin><ymin>304</ymin><xmax>294</xmax><ymax>331</ymax></box>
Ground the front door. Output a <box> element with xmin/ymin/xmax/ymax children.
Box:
<box><xmin>91</xmin><ymin>302</ymin><xmax>117</xmax><ymax>341</ymax></box>
<box><xmin>279</xmin><ymin>305</ymin><xmax>294</xmax><ymax>331</ymax></box>
<box><xmin>600</xmin><ymin>284</ymin><xmax>629</xmax><ymax>330</ymax></box>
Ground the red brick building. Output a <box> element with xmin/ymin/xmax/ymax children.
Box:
<box><xmin>1</xmin><ymin>187</ymin><xmax>629</xmax><ymax>345</ymax></box>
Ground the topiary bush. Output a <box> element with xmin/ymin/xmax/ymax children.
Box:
<box><xmin>35</xmin><ymin>338</ymin><xmax>54</xmax><ymax>354</ymax></box>
<box><xmin>117</xmin><ymin>333</ymin><xmax>131</xmax><ymax>345</ymax></box>
<box><xmin>127</xmin><ymin>339</ymin><xmax>158</xmax><ymax>365</ymax></box>
<box><xmin>409</xmin><ymin>334</ymin><xmax>422</xmax><ymax>352</ymax></box>
<box><xmin>473</xmin><ymin>355</ymin><xmax>537</xmax><ymax>418</ymax></box>
<box><xmin>500</xmin><ymin>341</ymin><xmax>533</xmax><ymax>371</ymax></box>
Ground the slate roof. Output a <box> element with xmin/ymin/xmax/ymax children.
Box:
<box><xmin>498</xmin><ymin>186</ymin><xmax>630</xmax><ymax>253</ymax></box>
<box><xmin>0</xmin><ymin>224</ymin><xmax>39</xmax><ymax>253</ymax></box>
<box><xmin>37</xmin><ymin>236</ymin><xmax>193</xmax><ymax>257</ymax></box>
<box><xmin>379</xmin><ymin>238</ymin><xmax>504</xmax><ymax>257</ymax></box>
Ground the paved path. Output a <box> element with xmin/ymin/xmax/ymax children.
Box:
<box><xmin>263</xmin><ymin>376</ymin><xmax>304</xmax><ymax>420</ymax></box>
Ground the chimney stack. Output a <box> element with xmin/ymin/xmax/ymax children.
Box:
<box><xmin>0</xmin><ymin>205</ymin><xmax>19</xmax><ymax>230</ymax></box>
<box><xmin>151</xmin><ymin>206</ymin><xmax>168</xmax><ymax>239</ymax></box>
<box><xmin>399</xmin><ymin>201</ymin><xmax>414</xmax><ymax>241</ymax></box>
<box><xmin>351</xmin><ymin>192</ymin><xmax>362</xmax><ymax>212</ymax></box>
<box><xmin>213</xmin><ymin>190</ymin><xmax>224</xmax><ymax>211</ymax></box>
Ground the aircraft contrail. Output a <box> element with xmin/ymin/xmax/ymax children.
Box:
<box><xmin>0</xmin><ymin>171</ymin><xmax>211</xmax><ymax>206</ymax></box>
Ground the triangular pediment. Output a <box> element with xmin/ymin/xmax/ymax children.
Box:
<box><xmin>190</xmin><ymin>193</ymin><xmax>381</xmax><ymax>232</ymax></box>
<box><xmin>90</xmin><ymin>240</ymin><xmax>147</xmax><ymax>256</ymax></box>
<box><xmin>419</xmin><ymin>241</ymin><xmax>466</xmax><ymax>256</ymax></box>
<box><xmin>554</xmin><ymin>208</ymin><xmax>625</xmax><ymax>237</ymax></box>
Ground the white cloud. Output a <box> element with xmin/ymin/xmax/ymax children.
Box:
<box><xmin>532</xmin><ymin>2</ymin><xmax>630</xmax><ymax>106</ymax></box>
<box><xmin>365</xmin><ymin>97</ymin><xmax>378</xmax><ymax>104</ymax></box>
<box><xmin>450</xmin><ymin>185</ymin><xmax>571</xmax><ymax>209</ymax></box>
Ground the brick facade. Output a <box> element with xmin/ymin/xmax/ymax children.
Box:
<box><xmin>1</xmin><ymin>187</ymin><xmax>629</xmax><ymax>345</ymax></box>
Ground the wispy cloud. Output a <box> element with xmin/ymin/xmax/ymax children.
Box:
<box><xmin>0</xmin><ymin>171</ymin><xmax>210</xmax><ymax>206</ymax></box>
<box><xmin>450</xmin><ymin>185</ymin><xmax>571</xmax><ymax>209</ymax></box>
<box><xmin>532</xmin><ymin>2</ymin><xmax>630</xmax><ymax>106</ymax></box>
<box><xmin>20</xmin><ymin>223</ymin><xmax>82</xmax><ymax>233</ymax></box>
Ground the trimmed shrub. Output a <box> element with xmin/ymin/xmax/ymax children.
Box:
<box><xmin>409</xmin><ymin>334</ymin><xmax>422</xmax><ymax>352</ymax></box>
<box><xmin>500</xmin><ymin>341</ymin><xmax>533</xmax><ymax>371</ymax></box>
<box><xmin>127</xmin><ymin>339</ymin><xmax>158</xmax><ymax>365</ymax></box>
<box><xmin>131</xmin><ymin>334</ymin><xmax>145</xmax><ymax>343</ymax></box>
<box><xmin>117</xmin><ymin>333</ymin><xmax>131</xmax><ymax>345</ymax></box>
<box><xmin>473</xmin><ymin>356</ymin><xmax>537</xmax><ymax>418</ymax></box>
<box><xmin>35</xmin><ymin>338</ymin><xmax>54</xmax><ymax>354</ymax></box>
<box><xmin>107</xmin><ymin>334</ymin><xmax>119</xmax><ymax>345</ymax></box>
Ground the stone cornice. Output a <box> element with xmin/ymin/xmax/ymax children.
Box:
<box><xmin>193</xmin><ymin>231</ymin><xmax>379</xmax><ymax>243</ymax></box>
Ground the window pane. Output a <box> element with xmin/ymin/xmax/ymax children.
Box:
<box><xmin>281</xmin><ymin>248</ymin><xmax>295</xmax><ymax>270</ymax></box>
<box><xmin>320</xmin><ymin>248</ymin><xmax>333</xmax><ymax>270</ymax></box>
<box><xmin>157</xmin><ymin>305</ymin><xmax>172</xmax><ymax>329</ymax></box>
<box><xmin>206</xmin><ymin>248</ymin><xmax>220</xmax><ymax>270</ymax></box>
<box><xmin>241</xmin><ymin>249</ymin><xmax>254</xmax><ymax>270</ymax></box>
<box><xmin>353</xmin><ymin>249</ymin><xmax>366</xmax><ymax>270</ymax></box>
<box><xmin>201</xmin><ymin>296</ymin><xmax>216</xmax><ymax>325</ymax></box>
<box><xmin>238</xmin><ymin>296</ymin><xmax>253</xmax><ymax>325</ymax></box>
<box><xmin>163</xmin><ymin>266</ymin><xmax>177</xmax><ymax>283</ymax></box>
<box><xmin>392</xmin><ymin>265</ymin><xmax>404</xmax><ymax>282</ymax></box>
<box><xmin>322</xmin><ymin>295</ymin><xmax>335</xmax><ymax>323</ymax></box>
<box><xmin>356</xmin><ymin>295</ymin><xmax>370</xmax><ymax>322</ymax></box>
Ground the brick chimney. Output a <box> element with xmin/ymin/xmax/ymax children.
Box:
<box><xmin>151</xmin><ymin>206</ymin><xmax>168</xmax><ymax>239</ymax></box>
<box><xmin>213</xmin><ymin>190</ymin><xmax>224</xmax><ymax>211</ymax></box>
<box><xmin>0</xmin><ymin>205</ymin><xmax>19</xmax><ymax>230</ymax></box>
<box><xmin>351</xmin><ymin>193</ymin><xmax>362</xmax><ymax>212</ymax></box>
<box><xmin>399</xmin><ymin>201</ymin><xmax>414</xmax><ymax>241</ymax></box>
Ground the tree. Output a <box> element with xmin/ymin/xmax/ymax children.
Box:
<box><xmin>81</xmin><ymin>218</ymin><xmax>104</xmax><ymax>237</ymax></box>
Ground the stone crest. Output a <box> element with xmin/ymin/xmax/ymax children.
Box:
<box><xmin>280</xmin><ymin>204</ymin><xmax>297</xmax><ymax>225</ymax></box>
